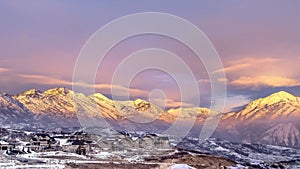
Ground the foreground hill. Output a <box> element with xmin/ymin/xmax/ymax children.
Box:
<box><xmin>0</xmin><ymin>88</ymin><xmax>300</xmax><ymax>148</ymax></box>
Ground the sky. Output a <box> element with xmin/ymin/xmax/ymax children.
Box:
<box><xmin>0</xmin><ymin>1</ymin><xmax>300</xmax><ymax>112</ymax></box>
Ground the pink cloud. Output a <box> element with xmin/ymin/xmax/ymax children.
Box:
<box><xmin>0</xmin><ymin>68</ymin><xmax>9</xmax><ymax>73</ymax></box>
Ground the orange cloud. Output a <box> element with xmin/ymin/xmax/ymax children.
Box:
<box><xmin>217</xmin><ymin>78</ymin><xmax>228</xmax><ymax>83</ymax></box>
<box><xmin>215</xmin><ymin>56</ymin><xmax>300</xmax><ymax>89</ymax></box>
<box><xmin>198</xmin><ymin>79</ymin><xmax>210</xmax><ymax>84</ymax></box>
<box><xmin>231</xmin><ymin>76</ymin><xmax>300</xmax><ymax>89</ymax></box>
<box><xmin>150</xmin><ymin>97</ymin><xmax>195</xmax><ymax>108</ymax></box>
<box><xmin>214</xmin><ymin>57</ymin><xmax>279</xmax><ymax>74</ymax></box>
<box><xmin>165</xmin><ymin>99</ymin><xmax>195</xmax><ymax>108</ymax></box>
<box><xmin>214</xmin><ymin>63</ymin><xmax>250</xmax><ymax>74</ymax></box>
<box><xmin>229</xmin><ymin>57</ymin><xmax>279</xmax><ymax>64</ymax></box>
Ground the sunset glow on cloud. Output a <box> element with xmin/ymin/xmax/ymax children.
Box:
<box><xmin>0</xmin><ymin>68</ymin><xmax>9</xmax><ymax>73</ymax></box>
<box><xmin>221</xmin><ymin>57</ymin><xmax>300</xmax><ymax>89</ymax></box>
<box><xmin>231</xmin><ymin>76</ymin><xmax>300</xmax><ymax>89</ymax></box>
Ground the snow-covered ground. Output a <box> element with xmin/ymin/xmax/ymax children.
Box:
<box><xmin>1</xmin><ymin>134</ymin><xmax>299</xmax><ymax>168</ymax></box>
<box><xmin>4</xmin><ymin>164</ymin><xmax>64</xmax><ymax>169</ymax></box>
<box><xmin>177</xmin><ymin>137</ymin><xmax>300</xmax><ymax>168</ymax></box>
<box><xmin>169</xmin><ymin>164</ymin><xmax>196</xmax><ymax>169</ymax></box>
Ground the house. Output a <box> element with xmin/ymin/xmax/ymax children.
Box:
<box><xmin>72</xmin><ymin>131</ymin><xmax>90</xmax><ymax>140</ymax></box>
<box><xmin>96</xmin><ymin>136</ymin><xmax>119</xmax><ymax>151</ymax></box>
<box><xmin>97</xmin><ymin>132</ymin><xmax>172</xmax><ymax>151</ymax></box>
<box><xmin>76</xmin><ymin>145</ymin><xmax>86</xmax><ymax>155</ymax></box>
<box><xmin>6</xmin><ymin>146</ymin><xmax>26</xmax><ymax>155</ymax></box>
<box><xmin>139</xmin><ymin>134</ymin><xmax>156</xmax><ymax>149</ymax></box>
<box><xmin>0</xmin><ymin>140</ymin><xmax>10</xmax><ymax>151</ymax></box>
<box><xmin>137</xmin><ymin>134</ymin><xmax>172</xmax><ymax>150</ymax></box>
<box><xmin>120</xmin><ymin>137</ymin><xmax>139</xmax><ymax>150</ymax></box>
<box><xmin>95</xmin><ymin>134</ymin><xmax>128</xmax><ymax>152</ymax></box>
<box><xmin>154</xmin><ymin>136</ymin><xmax>171</xmax><ymax>149</ymax></box>
<box><xmin>63</xmin><ymin>140</ymin><xmax>89</xmax><ymax>154</ymax></box>
<box><xmin>111</xmin><ymin>141</ymin><xmax>124</xmax><ymax>151</ymax></box>
<box><xmin>72</xmin><ymin>140</ymin><xmax>86</xmax><ymax>155</ymax></box>
<box><xmin>97</xmin><ymin>140</ymin><xmax>112</xmax><ymax>151</ymax></box>
<box><xmin>52</xmin><ymin>131</ymin><xmax>72</xmax><ymax>139</ymax></box>
<box><xmin>66</xmin><ymin>131</ymin><xmax>93</xmax><ymax>144</ymax></box>
<box><xmin>0</xmin><ymin>128</ymin><xmax>9</xmax><ymax>137</ymax></box>
<box><xmin>30</xmin><ymin>133</ymin><xmax>57</xmax><ymax>151</ymax></box>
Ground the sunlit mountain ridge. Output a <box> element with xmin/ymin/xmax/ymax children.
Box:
<box><xmin>220</xmin><ymin>91</ymin><xmax>300</xmax><ymax>147</ymax></box>
<box><xmin>0</xmin><ymin>88</ymin><xmax>299</xmax><ymax>147</ymax></box>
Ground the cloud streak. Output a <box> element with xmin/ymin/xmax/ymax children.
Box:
<box><xmin>215</xmin><ymin>57</ymin><xmax>279</xmax><ymax>74</ymax></box>
<box><xmin>219</xmin><ymin>57</ymin><xmax>300</xmax><ymax>89</ymax></box>
<box><xmin>231</xmin><ymin>76</ymin><xmax>300</xmax><ymax>89</ymax></box>
<box><xmin>18</xmin><ymin>74</ymin><xmax>148</xmax><ymax>97</ymax></box>
<box><xmin>150</xmin><ymin>98</ymin><xmax>195</xmax><ymax>108</ymax></box>
<box><xmin>0</xmin><ymin>68</ymin><xmax>9</xmax><ymax>73</ymax></box>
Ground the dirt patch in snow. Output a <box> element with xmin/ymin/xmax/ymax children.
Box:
<box><xmin>145</xmin><ymin>151</ymin><xmax>236</xmax><ymax>168</ymax></box>
<box><xmin>65</xmin><ymin>162</ymin><xmax>160</xmax><ymax>169</ymax></box>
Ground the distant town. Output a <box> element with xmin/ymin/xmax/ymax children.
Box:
<box><xmin>1</xmin><ymin>127</ymin><xmax>299</xmax><ymax>168</ymax></box>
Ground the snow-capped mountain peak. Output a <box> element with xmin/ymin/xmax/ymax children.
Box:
<box><xmin>20</xmin><ymin>89</ymin><xmax>42</xmax><ymax>96</ymax></box>
<box><xmin>265</xmin><ymin>91</ymin><xmax>297</xmax><ymax>102</ymax></box>
<box><xmin>229</xmin><ymin>91</ymin><xmax>300</xmax><ymax>122</ymax></box>
<box><xmin>90</xmin><ymin>93</ymin><xmax>110</xmax><ymax>101</ymax></box>
<box><xmin>43</xmin><ymin>87</ymin><xmax>73</xmax><ymax>96</ymax></box>
<box><xmin>133</xmin><ymin>99</ymin><xmax>151</xmax><ymax>110</ymax></box>
<box><xmin>167</xmin><ymin>107</ymin><xmax>210</xmax><ymax>119</ymax></box>
<box><xmin>219</xmin><ymin>91</ymin><xmax>300</xmax><ymax>147</ymax></box>
<box><xmin>247</xmin><ymin>91</ymin><xmax>298</xmax><ymax>110</ymax></box>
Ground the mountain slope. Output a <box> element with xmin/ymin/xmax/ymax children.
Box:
<box><xmin>13</xmin><ymin>88</ymin><xmax>83</xmax><ymax>128</ymax></box>
<box><xmin>261</xmin><ymin>122</ymin><xmax>300</xmax><ymax>147</ymax></box>
<box><xmin>15</xmin><ymin>88</ymin><xmax>78</xmax><ymax>117</ymax></box>
<box><xmin>219</xmin><ymin>91</ymin><xmax>300</xmax><ymax>147</ymax></box>
<box><xmin>0</xmin><ymin>93</ymin><xmax>35</xmax><ymax>129</ymax></box>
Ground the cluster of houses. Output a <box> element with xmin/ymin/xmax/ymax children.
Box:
<box><xmin>0</xmin><ymin>128</ymin><xmax>173</xmax><ymax>156</ymax></box>
<box><xmin>95</xmin><ymin>132</ymin><xmax>171</xmax><ymax>152</ymax></box>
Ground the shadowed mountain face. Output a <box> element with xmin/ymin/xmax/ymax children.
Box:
<box><xmin>0</xmin><ymin>88</ymin><xmax>299</xmax><ymax>148</ymax></box>
<box><xmin>0</xmin><ymin>93</ymin><xmax>34</xmax><ymax>129</ymax></box>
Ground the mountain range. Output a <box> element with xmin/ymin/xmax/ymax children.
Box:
<box><xmin>0</xmin><ymin>87</ymin><xmax>299</xmax><ymax>148</ymax></box>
